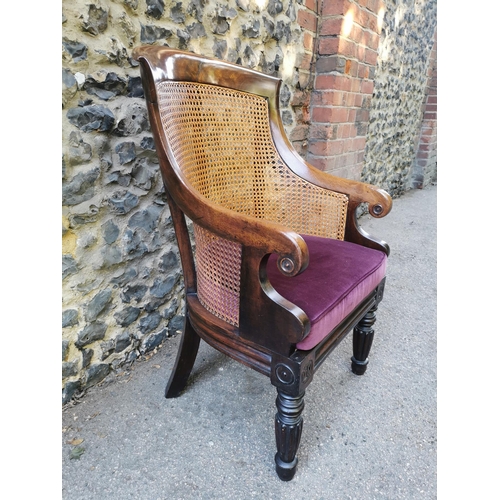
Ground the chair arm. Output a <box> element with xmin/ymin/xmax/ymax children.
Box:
<box><xmin>297</xmin><ymin>166</ymin><xmax>392</xmax><ymax>255</ymax></box>
<box><xmin>165</xmin><ymin>169</ymin><xmax>309</xmax><ymax>278</ymax></box>
<box><xmin>292</xmin><ymin>163</ymin><xmax>393</xmax><ymax>256</ymax></box>
<box><xmin>270</xmin><ymin>124</ymin><xmax>392</xmax><ymax>255</ymax></box>
<box><xmin>268</xmin><ymin>99</ymin><xmax>392</xmax><ymax>220</ymax></box>
<box><xmin>300</xmin><ymin>162</ymin><xmax>392</xmax><ymax>218</ymax></box>
<box><xmin>166</xmin><ymin>174</ymin><xmax>312</xmax><ymax>351</ymax></box>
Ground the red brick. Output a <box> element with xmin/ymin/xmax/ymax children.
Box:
<box><xmin>351</xmin><ymin>161</ymin><xmax>365</xmax><ymax>179</ymax></box>
<box><xmin>338</xmin><ymin>37</ymin><xmax>357</xmax><ymax>57</ymax></box>
<box><xmin>351</xmin><ymin>78</ymin><xmax>361</xmax><ymax>92</ymax></box>
<box><xmin>312</xmin><ymin>157</ymin><xmax>337</xmax><ymax>172</ymax></box>
<box><xmin>345</xmin><ymin>92</ymin><xmax>356</xmax><ymax>107</ymax></box>
<box><xmin>319</xmin><ymin>37</ymin><xmax>340</xmax><ymax>55</ymax></box>
<box><xmin>345</xmin><ymin>151</ymin><xmax>359</xmax><ymax>167</ymax></box>
<box><xmin>350</xmin><ymin>24</ymin><xmax>364</xmax><ymax>43</ymax></box>
<box><xmin>335</xmin><ymin>154</ymin><xmax>348</xmax><ymax>168</ymax></box>
<box><xmin>312</xmin><ymin>106</ymin><xmax>350</xmax><ymax>123</ymax></box>
<box><xmin>347</xmin><ymin>3</ymin><xmax>361</xmax><ymax>22</ymax></box>
<box><xmin>348</xmin><ymin>59</ymin><xmax>358</xmax><ymax>76</ymax></box>
<box><xmin>369</xmin><ymin>11</ymin><xmax>380</xmax><ymax>32</ymax></box>
<box><xmin>309</xmin><ymin>123</ymin><xmax>338</xmax><ymax>140</ymax></box>
<box><xmin>421</xmin><ymin>121</ymin><xmax>436</xmax><ymax>133</ymax></box>
<box><xmin>304</xmin><ymin>0</ymin><xmax>318</xmax><ymax>12</ymax></box>
<box><xmin>357</xmin><ymin>62</ymin><xmax>369</xmax><ymax>79</ymax></box>
<box><xmin>361</xmin><ymin>80</ymin><xmax>374</xmax><ymax>94</ymax></box>
<box><xmin>321</xmin><ymin>0</ymin><xmax>349</xmax><ymax>16</ymax></box>
<box><xmin>334</xmin><ymin>91</ymin><xmax>347</xmax><ymax>105</ymax></box>
<box><xmin>310</xmin><ymin>139</ymin><xmax>344</xmax><ymax>156</ymax></box>
<box><xmin>335</xmin><ymin>108</ymin><xmax>351</xmax><ymax>123</ymax></box>
<box><xmin>315</xmin><ymin>75</ymin><xmax>336</xmax><ymax>90</ymax></box>
<box><xmin>368</xmin><ymin>0</ymin><xmax>384</xmax><ymax>13</ymax></box>
<box><xmin>362</xmin><ymin>94</ymin><xmax>372</xmax><ymax>108</ymax></box>
<box><xmin>298</xmin><ymin>8</ymin><xmax>318</xmax><ymax>32</ymax></box>
<box><xmin>335</xmin><ymin>74</ymin><xmax>353</xmax><ymax>91</ymax></box>
<box><xmin>364</xmin><ymin>48</ymin><xmax>378</xmax><ymax>65</ymax></box>
<box><xmin>357</xmin><ymin>44</ymin><xmax>366</xmax><ymax>61</ymax></box>
<box><xmin>353</xmin><ymin>136</ymin><xmax>366</xmax><ymax>150</ymax></box>
<box><xmin>360</xmin><ymin>29</ymin><xmax>370</xmax><ymax>47</ymax></box>
<box><xmin>355</xmin><ymin>107</ymin><xmax>369</xmax><ymax>122</ymax></box>
<box><xmin>338</xmin><ymin>123</ymin><xmax>351</xmax><ymax>138</ymax></box>
<box><xmin>303</xmin><ymin>31</ymin><xmax>314</xmax><ymax>52</ymax></box>
<box><xmin>316</xmin><ymin>55</ymin><xmax>346</xmax><ymax>73</ymax></box>
<box><xmin>311</xmin><ymin>106</ymin><xmax>334</xmax><ymax>122</ymax></box>
<box><xmin>316</xmin><ymin>74</ymin><xmax>352</xmax><ymax>91</ymax></box>
<box><xmin>418</xmin><ymin>134</ymin><xmax>433</xmax><ymax>145</ymax></box>
<box><xmin>367</xmin><ymin>32</ymin><xmax>380</xmax><ymax>50</ymax></box>
<box><xmin>320</xmin><ymin>17</ymin><xmax>343</xmax><ymax>36</ymax></box>
<box><xmin>311</xmin><ymin>91</ymin><xmax>326</xmax><ymax>105</ymax></box>
<box><xmin>312</xmin><ymin>90</ymin><xmax>346</xmax><ymax>106</ymax></box>
<box><xmin>358</xmin><ymin>9</ymin><xmax>378</xmax><ymax>32</ymax></box>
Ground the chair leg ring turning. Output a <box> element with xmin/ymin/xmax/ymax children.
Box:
<box><xmin>275</xmin><ymin>453</ymin><xmax>298</xmax><ymax>482</ymax></box>
<box><xmin>351</xmin><ymin>304</ymin><xmax>377</xmax><ymax>376</ymax></box>
<box><xmin>351</xmin><ymin>356</ymin><xmax>369</xmax><ymax>375</ymax></box>
<box><xmin>274</xmin><ymin>390</ymin><xmax>304</xmax><ymax>481</ymax></box>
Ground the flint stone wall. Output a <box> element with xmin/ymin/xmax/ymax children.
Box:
<box><xmin>362</xmin><ymin>0</ymin><xmax>437</xmax><ymax>194</ymax></box>
<box><xmin>62</xmin><ymin>0</ymin><xmax>308</xmax><ymax>404</ymax></box>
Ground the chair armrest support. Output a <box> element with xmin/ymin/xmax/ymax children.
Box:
<box><xmin>268</xmin><ymin>97</ymin><xmax>392</xmax><ymax>256</ymax></box>
<box><xmin>169</xmin><ymin>181</ymin><xmax>312</xmax><ymax>352</ymax></box>
<box><xmin>292</xmin><ymin>165</ymin><xmax>392</xmax><ymax>255</ymax></box>
<box><xmin>270</xmin><ymin>118</ymin><xmax>392</xmax><ymax>255</ymax></box>
<box><xmin>165</xmin><ymin>168</ymin><xmax>310</xmax><ymax>278</ymax></box>
<box><xmin>300</xmin><ymin>163</ymin><xmax>393</xmax><ymax>219</ymax></box>
<box><xmin>268</xmin><ymin>93</ymin><xmax>392</xmax><ymax>221</ymax></box>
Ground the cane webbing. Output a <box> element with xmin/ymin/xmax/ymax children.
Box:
<box><xmin>157</xmin><ymin>81</ymin><xmax>348</xmax><ymax>239</ymax></box>
<box><xmin>156</xmin><ymin>80</ymin><xmax>349</xmax><ymax>326</ymax></box>
<box><xmin>192</xmin><ymin>223</ymin><xmax>242</xmax><ymax>327</ymax></box>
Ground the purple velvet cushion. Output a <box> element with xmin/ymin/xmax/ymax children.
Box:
<box><xmin>267</xmin><ymin>235</ymin><xmax>387</xmax><ymax>350</ymax></box>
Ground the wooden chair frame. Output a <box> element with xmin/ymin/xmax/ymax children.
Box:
<box><xmin>132</xmin><ymin>46</ymin><xmax>392</xmax><ymax>480</ymax></box>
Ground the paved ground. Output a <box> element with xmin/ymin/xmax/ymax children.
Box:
<box><xmin>62</xmin><ymin>184</ymin><xmax>437</xmax><ymax>500</ymax></box>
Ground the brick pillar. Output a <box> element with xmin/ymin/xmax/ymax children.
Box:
<box><xmin>412</xmin><ymin>32</ymin><xmax>437</xmax><ymax>188</ymax></box>
<box><xmin>289</xmin><ymin>0</ymin><xmax>320</xmax><ymax>158</ymax></box>
<box><xmin>308</xmin><ymin>0</ymin><xmax>385</xmax><ymax>179</ymax></box>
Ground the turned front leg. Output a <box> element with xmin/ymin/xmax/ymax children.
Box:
<box><xmin>274</xmin><ymin>390</ymin><xmax>305</xmax><ymax>481</ymax></box>
<box><xmin>351</xmin><ymin>304</ymin><xmax>377</xmax><ymax>375</ymax></box>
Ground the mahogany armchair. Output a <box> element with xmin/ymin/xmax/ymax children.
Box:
<box><xmin>132</xmin><ymin>47</ymin><xmax>392</xmax><ymax>481</ymax></box>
